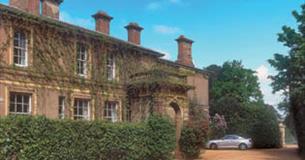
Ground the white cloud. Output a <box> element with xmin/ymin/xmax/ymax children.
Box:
<box><xmin>60</xmin><ymin>11</ymin><xmax>94</xmax><ymax>30</ymax></box>
<box><xmin>255</xmin><ymin>65</ymin><xmax>271</xmax><ymax>83</ymax></box>
<box><xmin>153</xmin><ymin>48</ymin><xmax>172</xmax><ymax>60</ymax></box>
<box><xmin>255</xmin><ymin>65</ymin><xmax>283</xmax><ymax>106</ymax></box>
<box><xmin>153</xmin><ymin>25</ymin><xmax>181</xmax><ymax>34</ymax></box>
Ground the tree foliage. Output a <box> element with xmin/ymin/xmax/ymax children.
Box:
<box><xmin>206</xmin><ymin>61</ymin><xmax>281</xmax><ymax>148</ymax></box>
<box><xmin>210</xmin><ymin>96</ymin><xmax>254</xmax><ymax>137</ymax></box>
<box><xmin>268</xmin><ymin>4</ymin><xmax>305</xmax><ymax>154</ymax></box>
<box><xmin>207</xmin><ymin>60</ymin><xmax>263</xmax><ymax>105</ymax></box>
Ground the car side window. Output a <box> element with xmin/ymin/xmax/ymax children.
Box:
<box><xmin>224</xmin><ymin>135</ymin><xmax>233</xmax><ymax>140</ymax></box>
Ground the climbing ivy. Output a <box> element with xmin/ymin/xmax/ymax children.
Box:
<box><xmin>0</xmin><ymin>7</ymin><xmax>200</xmax><ymax>121</ymax></box>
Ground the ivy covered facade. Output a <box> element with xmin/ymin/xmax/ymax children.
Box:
<box><xmin>0</xmin><ymin>0</ymin><xmax>209</xmax><ymax>139</ymax></box>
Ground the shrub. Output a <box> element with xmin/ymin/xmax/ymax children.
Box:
<box><xmin>208</xmin><ymin>113</ymin><xmax>227</xmax><ymax>139</ymax></box>
<box><xmin>0</xmin><ymin>115</ymin><xmax>176</xmax><ymax>160</ymax></box>
<box><xmin>249</xmin><ymin>106</ymin><xmax>281</xmax><ymax>148</ymax></box>
<box><xmin>179</xmin><ymin>101</ymin><xmax>209</xmax><ymax>159</ymax></box>
<box><xmin>179</xmin><ymin>127</ymin><xmax>201</xmax><ymax>159</ymax></box>
<box><xmin>145</xmin><ymin>115</ymin><xmax>176</xmax><ymax>160</ymax></box>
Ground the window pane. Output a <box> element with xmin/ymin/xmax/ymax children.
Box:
<box><xmin>23</xmin><ymin>104</ymin><xmax>29</xmax><ymax>113</ymax></box>
<box><xmin>9</xmin><ymin>104</ymin><xmax>15</xmax><ymax>112</ymax></box>
<box><xmin>16</xmin><ymin>104</ymin><xmax>22</xmax><ymax>113</ymax></box>
<box><xmin>16</xmin><ymin>94</ymin><xmax>22</xmax><ymax>102</ymax></box>
<box><xmin>23</xmin><ymin>95</ymin><xmax>29</xmax><ymax>104</ymax></box>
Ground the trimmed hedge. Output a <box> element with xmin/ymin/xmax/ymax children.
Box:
<box><xmin>0</xmin><ymin>115</ymin><xmax>176</xmax><ymax>160</ymax></box>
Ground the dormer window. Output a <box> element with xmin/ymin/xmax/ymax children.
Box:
<box><xmin>13</xmin><ymin>31</ymin><xmax>28</xmax><ymax>67</ymax></box>
<box><xmin>77</xmin><ymin>44</ymin><xmax>88</xmax><ymax>76</ymax></box>
<box><xmin>107</xmin><ymin>54</ymin><xmax>115</xmax><ymax>81</ymax></box>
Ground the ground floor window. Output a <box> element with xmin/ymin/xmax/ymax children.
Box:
<box><xmin>58</xmin><ymin>96</ymin><xmax>65</xmax><ymax>119</ymax></box>
<box><xmin>104</xmin><ymin>101</ymin><xmax>118</xmax><ymax>122</ymax></box>
<box><xmin>9</xmin><ymin>92</ymin><xmax>31</xmax><ymax>115</ymax></box>
<box><xmin>74</xmin><ymin>99</ymin><xmax>90</xmax><ymax>120</ymax></box>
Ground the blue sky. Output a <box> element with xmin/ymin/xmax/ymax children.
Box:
<box><xmin>1</xmin><ymin>0</ymin><xmax>303</xmax><ymax>107</ymax></box>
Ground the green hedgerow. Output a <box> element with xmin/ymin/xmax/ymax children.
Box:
<box><xmin>0</xmin><ymin>115</ymin><xmax>176</xmax><ymax>160</ymax></box>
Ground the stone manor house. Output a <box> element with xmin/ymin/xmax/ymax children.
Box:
<box><xmin>0</xmin><ymin>0</ymin><xmax>209</xmax><ymax>135</ymax></box>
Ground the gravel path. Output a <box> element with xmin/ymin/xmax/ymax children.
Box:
<box><xmin>200</xmin><ymin>145</ymin><xmax>302</xmax><ymax>160</ymax></box>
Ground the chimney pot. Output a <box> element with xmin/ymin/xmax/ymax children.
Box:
<box><xmin>176</xmin><ymin>35</ymin><xmax>194</xmax><ymax>67</ymax></box>
<box><xmin>125</xmin><ymin>22</ymin><xmax>143</xmax><ymax>45</ymax></box>
<box><xmin>92</xmin><ymin>11</ymin><xmax>113</xmax><ymax>35</ymax></box>
<box><xmin>41</xmin><ymin>0</ymin><xmax>63</xmax><ymax>19</ymax></box>
<box><xmin>9</xmin><ymin>0</ymin><xmax>40</xmax><ymax>15</ymax></box>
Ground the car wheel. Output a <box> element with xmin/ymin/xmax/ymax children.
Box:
<box><xmin>239</xmin><ymin>143</ymin><xmax>248</xmax><ymax>150</ymax></box>
<box><xmin>210</xmin><ymin>143</ymin><xmax>218</xmax><ymax>150</ymax></box>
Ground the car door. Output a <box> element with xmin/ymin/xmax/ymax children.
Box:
<box><xmin>221</xmin><ymin>135</ymin><xmax>234</xmax><ymax>148</ymax></box>
<box><xmin>231</xmin><ymin>136</ymin><xmax>241</xmax><ymax>148</ymax></box>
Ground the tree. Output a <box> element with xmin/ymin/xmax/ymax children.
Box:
<box><xmin>207</xmin><ymin>61</ymin><xmax>281</xmax><ymax>148</ymax></box>
<box><xmin>268</xmin><ymin>4</ymin><xmax>305</xmax><ymax>154</ymax></box>
<box><xmin>207</xmin><ymin>60</ymin><xmax>263</xmax><ymax>105</ymax></box>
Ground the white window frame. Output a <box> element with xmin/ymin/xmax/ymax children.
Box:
<box><xmin>104</xmin><ymin>101</ymin><xmax>118</xmax><ymax>122</ymax></box>
<box><xmin>77</xmin><ymin>44</ymin><xmax>88</xmax><ymax>77</ymax></box>
<box><xmin>13</xmin><ymin>31</ymin><xmax>28</xmax><ymax>67</ymax></box>
<box><xmin>73</xmin><ymin>99</ymin><xmax>90</xmax><ymax>120</ymax></box>
<box><xmin>58</xmin><ymin>96</ymin><xmax>65</xmax><ymax>119</ymax></box>
<box><xmin>107</xmin><ymin>54</ymin><xmax>116</xmax><ymax>81</ymax></box>
<box><xmin>9</xmin><ymin>92</ymin><xmax>32</xmax><ymax>115</ymax></box>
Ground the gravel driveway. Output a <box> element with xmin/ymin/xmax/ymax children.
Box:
<box><xmin>200</xmin><ymin>145</ymin><xmax>302</xmax><ymax>160</ymax></box>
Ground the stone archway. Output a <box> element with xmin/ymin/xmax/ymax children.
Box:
<box><xmin>169</xmin><ymin>102</ymin><xmax>182</xmax><ymax>140</ymax></box>
<box><xmin>168</xmin><ymin>102</ymin><xmax>183</xmax><ymax>159</ymax></box>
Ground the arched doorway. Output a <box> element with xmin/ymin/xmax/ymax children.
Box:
<box><xmin>169</xmin><ymin>102</ymin><xmax>183</xmax><ymax>158</ymax></box>
<box><xmin>169</xmin><ymin>102</ymin><xmax>182</xmax><ymax>142</ymax></box>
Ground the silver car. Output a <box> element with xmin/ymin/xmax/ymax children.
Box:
<box><xmin>207</xmin><ymin>135</ymin><xmax>252</xmax><ymax>150</ymax></box>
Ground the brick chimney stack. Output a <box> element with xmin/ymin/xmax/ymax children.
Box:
<box><xmin>125</xmin><ymin>23</ymin><xmax>143</xmax><ymax>45</ymax></box>
<box><xmin>9</xmin><ymin>0</ymin><xmax>40</xmax><ymax>15</ymax></box>
<box><xmin>41</xmin><ymin>0</ymin><xmax>63</xmax><ymax>19</ymax></box>
<box><xmin>176</xmin><ymin>35</ymin><xmax>194</xmax><ymax>67</ymax></box>
<box><xmin>92</xmin><ymin>11</ymin><xmax>113</xmax><ymax>35</ymax></box>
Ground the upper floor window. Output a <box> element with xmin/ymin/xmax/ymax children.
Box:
<box><xmin>9</xmin><ymin>92</ymin><xmax>31</xmax><ymax>115</ymax></box>
<box><xmin>77</xmin><ymin>44</ymin><xmax>88</xmax><ymax>76</ymax></box>
<box><xmin>104</xmin><ymin>101</ymin><xmax>118</xmax><ymax>122</ymax></box>
<box><xmin>58</xmin><ymin>96</ymin><xmax>65</xmax><ymax>119</ymax></box>
<box><xmin>13</xmin><ymin>31</ymin><xmax>28</xmax><ymax>67</ymax></box>
<box><xmin>107</xmin><ymin>54</ymin><xmax>115</xmax><ymax>81</ymax></box>
<box><xmin>74</xmin><ymin>98</ymin><xmax>90</xmax><ymax>120</ymax></box>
